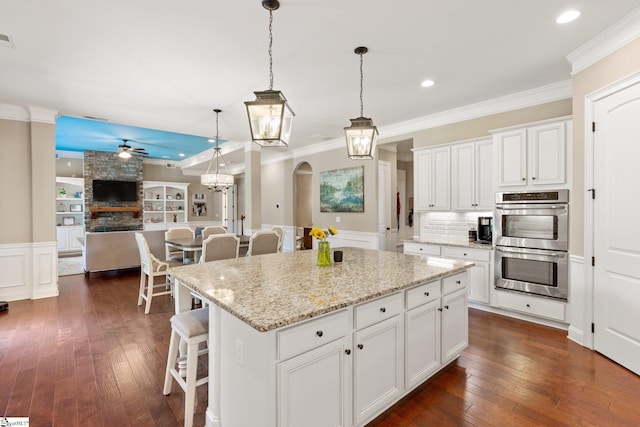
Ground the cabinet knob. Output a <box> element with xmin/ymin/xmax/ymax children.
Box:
<box><xmin>316</xmin><ymin>330</ymin><xmax>323</xmax><ymax>337</ymax></box>
<box><xmin>526</xmin><ymin>304</ymin><xmax>531</xmax><ymax>308</ymax></box>
<box><xmin>456</xmin><ymin>280</ymin><xmax>461</xmax><ymax>284</ymax></box>
<box><xmin>345</xmin><ymin>349</ymin><xmax>351</xmax><ymax>355</ymax></box>
<box><xmin>444</xmin><ymin>305</ymin><xmax>450</xmax><ymax>310</ymax></box>
<box><xmin>532</xmin><ymin>177</ymin><xmax>536</xmax><ymax>180</ymax></box>
<box><xmin>357</xmin><ymin>344</ymin><xmax>364</xmax><ymax>350</ymax></box>
<box><xmin>419</xmin><ymin>248</ymin><xmax>423</xmax><ymax>251</ymax></box>
<box><xmin>463</xmin><ymin>253</ymin><xmax>467</xmax><ymax>256</ymax></box>
<box><xmin>380</xmin><ymin>307</ymin><xmax>386</xmax><ymax>313</ymax></box>
<box><xmin>522</xmin><ymin>177</ymin><xmax>526</xmax><ymax>181</ymax></box>
<box><xmin>438</xmin><ymin>307</ymin><xmax>443</xmax><ymax>312</ymax></box>
<box><xmin>424</xmin><ymin>292</ymin><xmax>430</xmax><ymax>296</ymax></box>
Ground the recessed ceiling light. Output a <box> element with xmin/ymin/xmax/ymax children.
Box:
<box><xmin>179</xmin><ymin>153</ymin><xmax>185</xmax><ymax>157</ymax></box>
<box><xmin>421</xmin><ymin>79</ymin><xmax>435</xmax><ymax>88</ymax></box>
<box><xmin>556</xmin><ymin>10</ymin><xmax>580</xmax><ymax>24</ymax></box>
<box><xmin>162</xmin><ymin>156</ymin><xmax>170</xmax><ymax>159</ymax></box>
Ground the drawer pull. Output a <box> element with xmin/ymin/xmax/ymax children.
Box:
<box><xmin>438</xmin><ymin>307</ymin><xmax>443</xmax><ymax>312</ymax></box>
<box><xmin>316</xmin><ymin>330</ymin><xmax>323</xmax><ymax>337</ymax></box>
<box><xmin>526</xmin><ymin>304</ymin><xmax>531</xmax><ymax>308</ymax></box>
<box><xmin>444</xmin><ymin>305</ymin><xmax>450</xmax><ymax>310</ymax></box>
<box><xmin>424</xmin><ymin>292</ymin><xmax>430</xmax><ymax>296</ymax></box>
<box><xmin>380</xmin><ymin>307</ymin><xmax>386</xmax><ymax>313</ymax></box>
<box><xmin>419</xmin><ymin>248</ymin><xmax>423</xmax><ymax>251</ymax></box>
<box><xmin>357</xmin><ymin>344</ymin><xmax>364</xmax><ymax>350</ymax></box>
<box><xmin>456</xmin><ymin>280</ymin><xmax>461</xmax><ymax>284</ymax></box>
<box><xmin>345</xmin><ymin>349</ymin><xmax>351</xmax><ymax>355</ymax></box>
<box><xmin>463</xmin><ymin>253</ymin><xmax>467</xmax><ymax>256</ymax></box>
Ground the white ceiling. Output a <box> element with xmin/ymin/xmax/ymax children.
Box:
<box><xmin>2</xmin><ymin>0</ymin><xmax>640</xmax><ymax>170</ymax></box>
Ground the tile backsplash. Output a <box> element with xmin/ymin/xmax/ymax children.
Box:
<box><xmin>418</xmin><ymin>211</ymin><xmax>493</xmax><ymax>240</ymax></box>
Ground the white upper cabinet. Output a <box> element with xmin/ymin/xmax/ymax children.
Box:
<box><xmin>414</xmin><ymin>146</ymin><xmax>450</xmax><ymax>211</ymax></box>
<box><xmin>493</xmin><ymin>117</ymin><xmax>571</xmax><ymax>190</ymax></box>
<box><xmin>451</xmin><ymin>138</ymin><xmax>493</xmax><ymax>211</ymax></box>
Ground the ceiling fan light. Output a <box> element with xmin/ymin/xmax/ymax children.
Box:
<box><xmin>118</xmin><ymin>151</ymin><xmax>132</xmax><ymax>159</ymax></box>
<box><xmin>345</xmin><ymin>116</ymin><xmax>378</xmax><ymax>160</ymax></box>
<box><xmin>245</xmin><ymin>90</ymin><xmax>294</xmax><ymax>148</ymax></box>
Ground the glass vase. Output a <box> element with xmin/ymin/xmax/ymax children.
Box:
<box><xmin>317</xmin><ymin>241</ymin><xmax>331</xmax><ymax>266</ymax></box>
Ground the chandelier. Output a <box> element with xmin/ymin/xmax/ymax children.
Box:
<box><xmin>201</xmin><ymin>109</ymin><xmax>234</xmax><ymax>192</ymax></box>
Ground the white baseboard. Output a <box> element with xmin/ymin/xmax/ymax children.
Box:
<box><xmin>0</xmin><ymin>241</ymin><xmax>59</xmax><ymax>301</ymax></box>
<box><xmin>568</xmin><ymin>255</ymin><xmax>586</xmax><ymax>346</ymax></box>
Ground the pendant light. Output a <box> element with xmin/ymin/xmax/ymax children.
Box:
<box><xmin>245</xmin><ymin>0</ymin><xmax>295</xmax><ymax>148</ymax></box>
<box><xmin>201</xmin><ymin>109</ymin><xmax>234</xmax><ymax>192</ymax></box>
<box><xmin>344</xmin><ymin>46</ymin><xmax>378</xmax><ymax>160</ymax></box>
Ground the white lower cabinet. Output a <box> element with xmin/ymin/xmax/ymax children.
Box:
<box><xmin>442</xmin><ymin>287</ymin><xmax>469</xmax><ymax>363</ymax></box>
<box><xmin>353</xmin><ymin>315</ymin><xmax>403</xmax><ymax>425</ymax></box>
<box><xmin>277</xmin><ymin>336</ymin><xmax>349</xmax><ymax>427</ymax></box>
<box><xmin>441</xmin><ymin>246</ymin><xmax>492</xmax><ymax>305</ymax></box>
<box><xmin>56</xmin><ymin>226</ymin><xmax>84</xmax><ymax>253</ymax></box>
<box><xmin>405</xmin><ymin>298</ymin><xmax>441</xmax><ymax>389</ymax></box>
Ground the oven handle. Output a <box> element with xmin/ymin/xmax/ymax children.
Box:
<box><xmin>496</xmin><ymin>246</ymin><xmax>566</xmax><ymax>257</ymax></box>
<box><xmin>496</xmin><ymin>204</ymin><xmax>567</xmax><ymax>211</ymax></box>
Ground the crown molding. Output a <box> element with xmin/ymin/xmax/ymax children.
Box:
<box><xmin>0</xmin><ymin>103</ymin><xmax>58</xmax><ymax>123</ymax></box>
<box><xmin>567</xmin><ymin>6</ymin><xmax>640</xmax><ymax>75</ymax></box>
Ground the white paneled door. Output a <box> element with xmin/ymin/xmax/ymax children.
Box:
<box><xmin>593</xmin><ymin>78</ymin><xmax>640</xmax><ymax>376</ymax></box>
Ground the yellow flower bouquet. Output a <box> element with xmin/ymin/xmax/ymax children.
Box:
<box><xmin>309</xmin><ymin>226</ymin><xmax>338</xmax><ymax>266</ymax></box>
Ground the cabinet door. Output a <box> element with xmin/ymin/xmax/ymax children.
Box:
<box><xmin>451</xmin><ymin>143</ymin><xmax>475</xmax><ymax>211</ymax></box>
<box><xmin>529</xmin><ymin>121</ymin><xmax>566</xmax><ymax>186</ymax></box>
<box><xmin>495</xmin><ymin>129</ymin><xmax>527</xmax><ymax>187</ymax></box>
<box><xmin>467</xmin><ymin>262</ymin><xmax>491</xmax><ymax>304</ymax></box>
<box><xmin>441</xmin><ymin>288</ymin><xmax>468</xmax><ymax>364</ymax></box>
<box><xmin>56</xmin><ymin>228</ymin><xmax>69</xmax><ymax>251</ymax></box>
<box><xmin>353</xmin><ymin>316</ymin><xmax>403</xmax><ymax>425</ymax></box>
<box><xmin>431</xmin><ymin>147</ymin><xmax>450</xmax><ymax>210</ymax></box>
<box><xmin>475</xmin><ymin>139</ymin><xmax>494</xmax><ymax>210</ymax></box>
<box><xmin>68</xmin><ymin>227</ymin><xmax>84</xmax><ymax>251</ymax></box>
<box><xmin>414</xmin><ymin>149</ymin><xmax>432</xmax><ymax>211</ymax></box>
<box><xmin>278</xmin><ymin>337</ymin><xmax>349</xmax><ymax>427</ymax></box>
<box><xmin>405</xmin><ymin>299</ymin><xmax>441</xmax><ymax>389</ymax></box>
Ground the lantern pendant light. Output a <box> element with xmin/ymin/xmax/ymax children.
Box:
<box><xmin>345</xmin><ymin>46</ymin><xmax>378</xmax><ymax>160</ymax></box>
<box><xmin>201</xmin><ymin>109</ymin><xmax>234</xmax><ymax>193</ymax></box>
<box><xmin>245</xmin><ymin>0</ymin><xmax>295</xmax><ymax>148</ymax></box>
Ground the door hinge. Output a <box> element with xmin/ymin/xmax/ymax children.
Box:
<box><xmin>592</xmin><ymin>122</ymin><xmax>596</xmax><ymax>132</ymax></box>
<box><xmin>592</xmin><ymin>256</ymin><xmax>595</xmax><ymax>267</ymax></box>
<box><xmin>592</xmin><ymin>323</ymin><xmax>595</xmax><ymax>333</ymax></box>
<box><xmin>588</xmin><ymin>188</ymin><xmax>596</xmax><ymax>199</ymax></box>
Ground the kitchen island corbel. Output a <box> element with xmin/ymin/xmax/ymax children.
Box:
<box><xmin>170</xmin><ymin>247</ymin><xmax>473</xmax><ymax>427</ymax></box>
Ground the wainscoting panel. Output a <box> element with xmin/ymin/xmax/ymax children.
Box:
<box><xmin>0</xmin><ymin>241</ymin><xmax>59</xmax><ymax>301</ymax></box>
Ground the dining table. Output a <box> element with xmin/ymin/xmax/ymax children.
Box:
<box><xmin>165</xmin><ymin>234</ymin><xmax>251</xmax><ymax>263</ymax></box>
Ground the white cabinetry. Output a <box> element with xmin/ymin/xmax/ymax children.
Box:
<box><xmin>142</xmin><ymin>181</ymin><xmax>189</xmax><ymax>229</ymax></box>
<box><xmin>495</xmin><ymin>290</ymin><xmax>566</xmax><ymax>322</ymax></box>
<box><xmin>442</xmin><ymin>246</ymin><xmax>492</xmax><ymax>304</ymax></box>
<box><xmin>56</xmin><ymin>177</ymin><xmax>85</xmax><ymax>253</ymax></box>
<box><xmin>493</xmin><ymin>117</ymin><xmax>571</xmax><ymax>189</ymax></box>
<box><xmin>441</xmin><ymin>284</ymin><xmax>468</xmax><ymax>363</ymax></box>
<box><xmin>414</xmin><ymin>146</ymin><xmax>450</xmax><ymax>211</ymax></box>
<box><xmin>452</xmin><ymin>138</ymin><xmax>493</xmax><ymax>211</ymax></box>
<box><xmin>353</xmin><ymin>293</ymin><xmax>403</xmax><ymax>425</ymax></box>
<box><xmin>403</xmin><ymin>242</ymin><xmax>440</xmax><ymax>258</ymax></box>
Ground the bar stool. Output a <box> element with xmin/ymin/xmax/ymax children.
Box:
<box><xmin>163</xmin><ymin>308</ymin><xmax>209</xmax><ymax>427</ymax></box>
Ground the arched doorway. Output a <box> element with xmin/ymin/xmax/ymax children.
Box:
<box><xmin>293</xmin><ymin>162</ymin><xmax>313</xmax><ymax>250</ymax></box>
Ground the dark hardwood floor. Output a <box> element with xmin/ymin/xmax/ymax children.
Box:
<box><xmin>1</xmin><ymin>271</ymin><xmax>640</xmax><ymax>426</ymax></box>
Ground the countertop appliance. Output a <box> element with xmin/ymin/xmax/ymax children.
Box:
<box><xmin>494</xmin><ymin>189</ymin><xmax>569</xmax><ymax>300</ymax></box>
<box><xmin>477</xmin><ymin>217</ymin><xmax>492</xmax><ymax>243</ymax></box>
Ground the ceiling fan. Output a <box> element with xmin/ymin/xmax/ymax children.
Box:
<box><xmin>118</xmin><ymin>139</ymin><xmax>148</xmax><ymax>159</ymax></box>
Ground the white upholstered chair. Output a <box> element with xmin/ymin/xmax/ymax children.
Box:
<box><xmin>201</xmin><ymin>226</ymin><xmax>227</xmax><ymax>239</ymax></box>
<box><xmin>200</xmin><ymin>234</ymin><xmax>240</xmax><ymax>263</ymax></box>
<box><xmin>165</xmin><ymin>227</ymin><xmax>195</xmax><ymax>262</ymax></box>
<box><xmin>135</xmin><ymin>232</ymin><xmax>178</xmax><ymax>314</ymax></box>
<box><xmin>270</xmin><ymin>226</ymin><xmax>285</xmax><ymax>252</ymax></box>
<box><xmin>246</xmin><ymin>231</ymin><xmax>280</xmax><ymax>256</ymax></box>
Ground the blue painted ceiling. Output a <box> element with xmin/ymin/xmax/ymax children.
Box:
<box><xmin>55</xmin><ymin>115</ymin><xmax>224</xmax><ymax>161</ymax></box>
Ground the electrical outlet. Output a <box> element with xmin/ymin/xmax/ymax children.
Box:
<box><xmin>235</xmin><ymin>339</ymin><xmax>244</xmax><ymax>365</ymax></box>
<box><xmin>336</xmin><ymin>216</ymin><xmax>341</xmax><ymax>223</ymax></box>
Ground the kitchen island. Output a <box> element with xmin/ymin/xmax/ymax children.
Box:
<box><xmin>170</xmin><ymin>247</ymin><xmax>474</xmax><ymax>427</ymax></box>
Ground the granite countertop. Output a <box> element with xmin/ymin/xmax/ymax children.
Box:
<box><xmin>169</xmin><ymin>247</ymin><xmax>473</xmax><ymax>332</ymax></box>
<box><xmin>404</xmin><ymin>237</ymin><xmax>493</xmax><ymax>250</ymax></box>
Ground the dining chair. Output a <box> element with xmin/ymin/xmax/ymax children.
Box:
<box><xmin>270</xmin><ymin>226</ymin><xmax>285</xmax><ymax>252</ymax></box>
<box><xmin>135</xmin><ymin>232</ymin><xmax>179</xmax><ymax>314</ymax></box>
<box><xmin>165</xmin><ymin>227</ymin><xmax>195</xmax><ymax>262</ymax></box>
<box><xmin>200</xmin><ymin>234</ymin><xmax>240</xmax><ymax>263</ymax></box>
<box><xmin>246</xmin><ymin>231</ymin><xmax>280</xmax><ymax>256</ymax></box>
<box><xmin>201</xmin><ymin>225</ymin><xmax>227</xmax><ymax>239</ymax></box>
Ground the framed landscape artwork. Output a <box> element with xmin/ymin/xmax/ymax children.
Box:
<box><xmin>320</xmin><ymin>166</ymin><xmax>364</xmax><ymax>212</ymax></box>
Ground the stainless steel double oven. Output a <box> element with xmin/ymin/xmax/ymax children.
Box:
<box><xmin>494</xmin><ymin>189</ymin><xmax>569</xmax><ymax>300</ymax></box>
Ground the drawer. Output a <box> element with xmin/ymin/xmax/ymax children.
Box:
<box><xmin>496</xmin><ymin>291</ymin><xmax>566</xmax><ymax>322</ymax></box>
<box><xmin>404</xmin><ymin>242</ymin><xmax>440</xmax><ymax>257</ymax></box>
<box><xmin>277</xmin><ymin>309</ymin><xmax>349</xmax><ymax>361</ymax></box>
<box><xmin>355</xmin><ymin>292</ymin><xmax>403</xmax><ymax>330</ymax></box>
<box><xmin>442</xmin><ymin>271</ymin><xmax>468</xmax><ymax>295</ymax></box>
<box><xmin>442</xmin><ymin>246</ymin><xmax>491</xmax><ymax>262</ymax></box>
<box><xmin>406</xmin><ymin>280</ymin><xmax>441</xmax><ymax>310</ymax></box>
